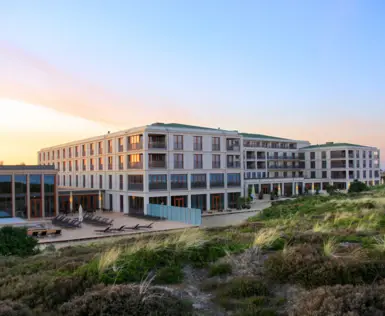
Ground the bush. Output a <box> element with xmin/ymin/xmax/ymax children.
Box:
<box><xmin>59</xmin><ymin>284</ymin><xmax>193</xmax><ymax>316</ymax></box>
<box><xmin>0</xmin><ymin>227</ymin><xmax>38</xmax><ymax>257</ymax></box>
<box><xmin>216</xmin><ymin>277</ymin><xmax>269</xmax><ymax>299</ymax></box>
<box><xmin>348</xmin><ymin>180</ymin><xmax>369</xmax><ymax>193</ymax></box>
<box><xmin>290</xmin><ymin>283</ymin><xmax>385</xmax><ymax>316</ymax></box>
<box><xmin>208</xmin><ymin>262</ymin><xmax>233</xmax><ymax>277</ymax></box>
<box><xmin>154</xmin><ymin>265</ymin><xmax>184</xmax><ymax>284</ymax></box>
<box><xmin>0</xmin><ymin>301</ymin><xmax>32</xmax><ymax>316</ymax></box>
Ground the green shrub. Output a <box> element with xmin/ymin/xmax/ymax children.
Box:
<box><xmin>208</xmin><ymin>262</ymin><xmax>232</xmax><ymax>277</ymax></box>
<box><xmin>59</xmin><ymin>284</ymin><xmax>193</xmax><ymax>316</ymax></box>
<box><xmin>290</xmin><ymin>283</ymin><xmax>385</xmax><ymax>316</ymax></box>
<box><xmin>154</xmin><ymin>265</ymin><xmax>184</xmax><ymax>284</ymax></box>
<box><xmin>0</xmin><ymin>300</ymin><xmax>32</xmax><ymax>316</ymax></box>
<box><xmin>0</xmin><ymin>227</ymin><xmax>38</xmax><ymax>257</ymax></box>
<box><xmin>348</xmin><ymin>180</ymin><xmax>369</xmax><ymax>193</ymax></box>
<box><xmin>216</xmin><ymin>277</ymin><xmax>269</xmax><ymax>299</ymax></box>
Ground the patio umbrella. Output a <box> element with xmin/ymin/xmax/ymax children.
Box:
<box><xmin>251</xmin><ymin>184</ymin><xmax>256</xmax><ymax>200</ymax></box>
<box><xmin>78</xmin><ymin>205</ymin><xmax>83</xmax><ymax>222</ymax></box>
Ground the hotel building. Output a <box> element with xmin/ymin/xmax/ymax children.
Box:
<box><xmin>37</xmin><ymin>123</ymin><xmax>381</xmax><ymax>215</ymax></box>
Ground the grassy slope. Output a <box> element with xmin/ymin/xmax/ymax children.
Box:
<box><xmin>2</xmin><ymin>186</ymin><xmax>385</xmax><ymax>315</ymax></box>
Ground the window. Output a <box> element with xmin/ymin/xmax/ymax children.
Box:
<box><xmin>210</xmin><ymin>173</ymin><xmax>224</xmax><ymax>188</ymax></box>
<box><xmin>108</xmin><ymin>156</ymin><xmax>113</xmax><ymax>170</ymax></box>
<box><xmin>90</xmin><ymin>143</ymin><xmax>95</xmax><ymax>155</ymax></box>
<box><xmin>127</xmin><ymin>135</ymin><xmax>142</xmax><ymax>150</ymax></box>
<box><xmin>227</xmin><ymin>173</ymin><xmax>241</xmax><ymax>187</ymax></box>
<box><xmin>108</xmin><ymin>140</ymin><xmax>112</xmax><ymax>153</ymax></box>
<box><xmin>212</xmin><ymin>154</ymin><xmax>220</xmax><ymax>168</ymax></box>
<box><xmin>119</xmin><ymin>175</ymin><xmax>124</xmax><ymax>190</ymax></box>
<box><xmin>99</xmin><ymin>175</ymin><xmax>103</xmax><ymax>189</ymax></box>
<box><xmin>194</xmin><ymin>154</ymin><xmax>203</xmax><ymax>169</ymax></box>
<box><xmin>369</xmin><ymin>170</ymin><xmax>373</xmax><ymax>178</ymax></box>
<box><xmin>191</xmin><ymin>174</ymin><xmax>206</xmax><ymax>188</ymax></box>
<box><xmin>356</xmin><ymin>171</ymin><xmax>360</xmax><ymax>179</ymax></box>
<box><xmin>171</xmin><ymin>174</ymin><xmax>187</xmax><ymax>189</ymax></box>
<box><xmin>118</xmin><ymin>138</ymin><xmax>123</xmax><ymax>152</ymax></box>
<box><xmin>76</xmin><ymin>175</ymin><xmax>79</xmax><ymax>187</ymax></box>
<box><xmin>90</xmin><ymin>158</ymin><xmax>95</xmax><ymax>170</ymax></box>
<box><xmin>311</xmin><ymin>161</ymin><xmax>316</xmax><ymax>169</ymax></box>
<box><xmin>69</xmin><ymin>161</ymin><xmax>73</xmax><ymax>171</ymax></box>
<box><xmin>363</xmin><ymin>171</ymin><xmax>367</xmax><ymax>178</ymax></box>
<box><xmin>98</xmin><ymin>141</ymin><xmax>103</xmax><ymax>154</ymax></box>
<box><xmin>321</xmin><ymin>151</ymin><xmax>326</xmax><ymax>159</ymax></box>
<box><xmin>75</xmin><ymin>160</ymin><xmax>79</xmax><ymax>171</ymax></box>
<box><xmin>127</xmin><ymin>154</ymin><xmax>143</xmax><ymax>168</ymax></box>
<box><xmin>322</xmin><ymin>160</ymin><xmax>327</xmax><ymax>168</ymax></box>
<box><xmin>82</xmin><ymin>159</ymin><xmax>87</xmax><ymax>171</ymax></box>
<box><xmin>310</xmin><ymin>152</ymin><xmax>315</xmax><ymax>160</ymax></box>
<box><xmin>193</xmin><ymin>136</ymin><xmax>203</xmax><ymax>151</ymax></box>
<box><xmin>109</xmin><ymin>175</ymin><xmax>112</xmax><ymax>189</ymax></box>
<box><xmin>174</xmin><ymin>154</ymin><xmax>184</xmax><ymax>169</ymax></box>
<box><xmin>311</xmin><ymin>171</ymin><xmax>316</xmax><ymax>179</ymax></box>
<box><xmin>0</xmin><ymin>175</ymin><xmax>12</xmax><ymax>218</ymax></box>
<box><xmin>212</xmin><ymin>137</ymin><xmax>220</xmax><ymax>151</ymax></box>
<box><xmin>90</xmin><ymin>175</ymin><xmax>94</xmax><ymax>188</ymax></box>
<box><xmin>174</xmin><ymin>135</ymin><xmax>183</xmax><ymax>150</ymax></box>
<box><xmin>62</xmin><ymin>161</ymin><xmax>66</xmax><ymax>172</ymax></box>
<box><xmin>99</xmin><ymin>157</ymin><xmax>103</xmax><ymax>170</ymax></box>
<box><xmin>322</xmin><ymin>171</ymin><xmax>327</xmax><ymax>178</ymax></box>
<box><xmin>75</xmin><ymin>146</ymin><xmax>79</xmax><ymax>157</ymax></box>
<box><xmin>64</xmin><ymin>148</ymin><xmax>67</xmax><ymax>158</ymax></box>
<box><xmin>83</xmin><ymin>175</ymin><xmax>86</xmax><ymax>188</ymax></box>
<box><xmin>57</xmin><ymin>150</ymin><xmax>60</xmax><ymax>159</ymax></box>
<box><xmin>82</xmin><ymin>144</ymin><xmax>86</xmax><ymax>156</ymax></box>
<box><xmin>149</xmin><ymin>175</ymin><xmax>167</xmax><ymax>190</ymax></box>
<box><xmin>119</xmin><ymin>156</ymin><xmax>124</xmax><ymax>170</ymax></box>
<box><xmin>63</xmin><ymin>175</ymin><xmax>66</xmax><ymax>186</ymax></box>
<box><xmin>69</xmin><ymin>175</ymin><xmax>72</xmax><ymax>186</ymax></box>
<box><xmin>356</xmin><ymin>160</ymin><xmax>360</xmax><ymax>168</ymax></box>
<box><xmin>363</xmin><ymin>151</ymin><xmax>366</xmax><ymax>158</ymax></box>
<box><xmin>127</xmin><ymin>175</ymin><xmax>143</xmax><ymax>190</ymax></box>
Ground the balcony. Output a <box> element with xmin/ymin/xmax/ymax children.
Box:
<box><xmin>118</xmin><ymin>145</ymin><xmax>124</xmax><ymax>152</ymax></box>
<box><xmin>228</xmin><ymin>181</ymin><xmax>241</xmax><ymax>187</ymax></box>
<box><xmin>227</xmin><ymin>145</ymin><xmax>240</xmax><ymax>151</ymax></box>
<box><xmin>119</xmin><ymin>163</ymin><xmax>124</xmax><ymax>170</ymax></box>
<box><xmin>212</xmin><ymin>162</ymin><xmax>220</xmax><ymax>169</ymax></box>
<box><xmin>149</xmin><ymin>161</ymin><xmax>167</xmax><ymax>168</ymax></box>
<box><xmin>227</xmin><ymin>162</ymin><xmax>241</xmax><ymax>168</ymax></box>
<box><xmin>174</xmin><ymin>162</ymin><xmax>184</xmax><ymax>169</ymax></box>
<box><xmin>90</xmin><ymin>165</ymin><xmax>95</xmax><ymax>171</ymax></box>
<box><xmin>127</xmin><ymin>142</ymin><xmax>143</xmax><ymax>150</ymax></box>
<box><xmin>212</xmin><ymin>144</ymin><xmax>220</xmax><ymax>151</ymax></box>
<box><xmin>210</xmin><ymin>181</ymin><xmax>224</xmax><ymax>188</ymax></box>
<box><xmin>191</xmin><ymin>182</ymin><xmax>206</xmax><ymax>189</ymax></box>
<box><xmin>127</xmin><ymin>183</ymin><xmax>144</xmax><ymax>191</ymax></box>
<box><xmin>108</xmin><ymin>164</ymin><xmax>113</xmax><ymax>170</ymax></box>
<box><xmin>331</xmin><ymin>151</ymin><xmax>346</xmax><ymax>159</ymax></box>
<box><xmin>194</xmin><ymin>163</ymin><xmax>203</xmax><ymax>169</ymax></box>
<box><xmin>127</xmin><ymin>162</ymin><xmax>143</xmax><ymax>169</ymax></box>
<box><xmin>246</xmin><ymin>153</ymin><xmax>256</xmax><ymax>160</ymax></box>
<box><xmin>257</xmin><ymin>154</ymin><xmax>266</xmax><ymax>160</ymax></box>
<box><xmin>99</xmin><ymin>164</ymin><xmax>103</xmax><ymax>170</ymax></box>
<box><xmin>149</xmin><ymin>183</ymin><xmax>167</xmax><ymax>190</ymax></box>
<box><xmin>246</xmin><ymin>162</ymin><xmax>256</xmax><ymax>170</ymax></box>
<box><xmin>82</xmin><ymin>165</ymin><xmax>86</xmax><ymax>171</ymax></box>
<box><xmin>171</xmin><ymin>182</ymin><xmax>188</xmax><ymax>190</ymax></box>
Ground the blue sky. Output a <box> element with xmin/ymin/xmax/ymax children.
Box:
<box><xmin>1</xmin><ymin>0</ymin><xmax>384</xmax><ymax>165</ymax></box>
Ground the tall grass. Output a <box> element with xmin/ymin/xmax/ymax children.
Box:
<box><xmin>253</xmin><ymin>228</ymin><xmax>280</xmax><ymax>249</ymax></box>
<box><xmin>323</xmin><ymin>237</ymin><xmax>337</xmax><ymax>257</ymax></box>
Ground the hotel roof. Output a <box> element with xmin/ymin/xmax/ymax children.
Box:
<box><xmin>301</xmin><ymin>142</ymin><xmax>371</xmax><ymax>150</ymax></box>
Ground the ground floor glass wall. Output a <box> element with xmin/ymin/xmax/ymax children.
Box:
<box><xmin>210</xmin><ymin>193</ymin><xmax>224</xmax><ymax>210</ymax></box>
<box><xmin>191</xmin><ymin>194</ymin><xmax>206</xmax><ymax>211</ymax></box>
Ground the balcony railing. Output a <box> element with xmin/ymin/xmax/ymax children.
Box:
<box><xmin>75</xmin><ymin>152</ymin><xmax>79</xmax><ymax>158</ymax></box>
<box><xmin>194</xmin><ymin>163</ymin><xmax>203</xmax><ymax>169</ymax></box>
<box><xmin>212</xmin><ymin>162</ymin><xmax>220</xmax><ymax>168</ymax></box>
<box><xmin>128</xmin><ymin>183</ymin><xmax>144</xmax><ymax>191</ymax></box>
<box><xmin>90</xmin><ymin>165</ymin><xmax>95</xmax><ymax>171</ymax></box>
<box><xmin>149</xmin><ymin>161</ymin><xmax>167</xmax><ymax>168</ymax></box>
<box><xmin>149</xmin><ymin>183</ymin><xmax>167</xmax><ymax>190</ymax></box>
<box><xmin>227</xmin><ymin>145</ymin><xmax>240</xmax><ymax>151</ymax></box>
<box><xmin>267</xmin><ymin>156</ymin><xmax>298</xmax><ymax>160</ymax></box>
<box><xmin>174</xmin><ymin>143</ymin><xmax>183</xmax><ymax>150</ymax></box>
<box><xmin>75</xmin><ymin>166</ymin><xmax>79</xmax><ymax>171</ymax></box>
<box><xmin>98</xmin><ymin>148</ymin><xmax>103</xmax><ymax>155</ymax></box>
<box><xmin>127</xmin><ymin>162</ymin><xmax>143</xmax><ymax>169</ymax></box>
<box><xmin>99</xmin><ymin>164</ymin><xmax>103</xmax><ymax>170</ymax></box>
<box><xmin>148</xmin><ymin>141</ymin><xmax>166</xmax><ymax>149</ymax></box>
<box><xmin>212</xmin><ymin>144</ymin><xmax>220</xmax><ymax>151</ymax></box>
<box><xmin>246</xmin><ymin>163</ymin><xmax>256</xmax><ymax>170</ymax></box>
<box><xmin>257</xmin><ymin>155</ymin><xmax>266</xmax><ymax>159</ymax></box>
<box><xmin>174</xmin><ymin>162</ymin><xmax>184</xmax><ymax>169</ymax></box>
<box><xmin>90</xmin><ymin>149</ymin><xmax>94</xmax><ymax>155</ymax></box>
<box><xmin>118</xmin><ymin>145</ymin><xmax>123</xmax><ymax>152</ymax></box>
<box><xmin>171</xmin><ymin>182</ymin><xmax>188</xmax><ymax>190</ymax></box>
<box><xmin>227</xmin><ymin>162</ymin><xmax>241</xmax><ymax>168</ymax></box>
<box><xmin>193</xmin><ymin>143</ymin><xmax>203</xmax><ymax>151</ymax></box>
<box><xmin>108</xmin><ymin>164</ymin><xmax>113</xmax><ymax>170</ymax></box>
<box><xmin>69</xmin><ymin>167</ymin><xmax>72</xmax><ymax>172</ymax></box>
<box><xmin>108</xmin><ymin>147</ymin><xmax>113</xmax><ymax>154</ymax></box>
<box><xmin>331</xmin><ymin>164</ymin><xmax>347</xmax><ymax>169</ymax></box>
<box><xmin>210</xmin><ymin>182</ymin><xmax>224</xmax><ymax>188</ymax></box>
<box><xmin>246</xmin><ymin>154</ymin><xmax>256</xmax><ymax>160</ymax></box>
<box><xmin>191</xmin><ymin>182</ymin><xmax>206</xmax><ymax>189</ymax></box>
<box><xmin>268</xmin><ymin>165</ymin><xmax>303</xmax><ymax>169</ymax></box>
<box><xmin>82</xmin><ymin>165</ymin><xmax>86</xmax><ymax>171</ymax></box>
<box><xmin>127</xmin><ymin>142</ymin><xmax>143</xmax><ymax>150</ymax></box>
<box><xmin>119</xmin><ymin>163</ymin><xmax>124</xmax><ymax>170</ymax></box>
<box><xmin>228</xmin><ymin>182</ymin><xmax>241</xmax><ymax>187</ymax></box>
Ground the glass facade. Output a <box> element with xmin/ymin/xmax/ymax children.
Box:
<box><xmin>44</xmin><ymin>175</ymin><xmax>55</xmax><ymax>217</ymax></box>
<box><xmin>30</xmin><ymin>175</ymin><xmax>42</xmax><ymax>218</ymax></box>
<box><xmin>15</xmin><ymin>175</ymin><xmax>27</xmax><ymax>218</ymax></box>
<box><xmin>0</xmin><ymin>175</ymin><xmax>12</xmax><ymax>217</ymax></box>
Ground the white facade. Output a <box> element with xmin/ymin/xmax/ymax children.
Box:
<box><xmin>38</xmin><ymin>123</ymin><xmax>382</xmax><ymax>213</ymax></box>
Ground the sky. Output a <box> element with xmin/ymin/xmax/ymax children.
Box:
<box><xmin>0</xmin><ymin>0</ymin><xmax>384</xmax><ymax>166</ymax></box>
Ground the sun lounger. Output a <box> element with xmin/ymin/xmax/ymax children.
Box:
<box><xmin>31</xmin><ymin>231</ymin><xmax>39</xmax><ymax>237</ymax></box>
<box><xmin>39</xmin><ymin>231</ymin><xmax>47</xmax><ymax>237</ymax></box>
<box><xmin>124</xmin><ymin>224</ymin><xmax>140</xmax><ymax>230</ymax></box>
<box><xmin>137</xmin><ymin>222</ymin><xmax>154</xmax><ymax>229</ymax></box>
<box><xmin>94</xmin><ymin>226</ymin><xmax>111</xmax><ymax>233</ymax></box>
<box><xmin>110</xmin><ymin>225</ymin><xmax>125</xmax><ymax>232</ymax></box>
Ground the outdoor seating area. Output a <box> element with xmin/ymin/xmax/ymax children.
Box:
<box><xmin>51</xmin><ymin>215</ymin><xmax>82</xmax><ymax>228</ymax></box>
<box><xmin>27</xmin><ymin>228</ymin><xmax>62</xmax><ymax>238</ymax></box>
